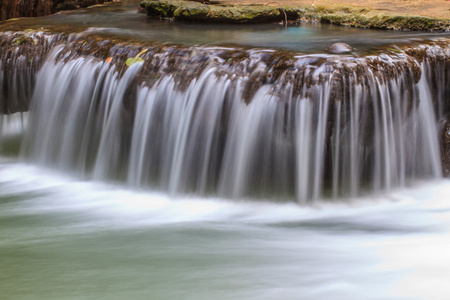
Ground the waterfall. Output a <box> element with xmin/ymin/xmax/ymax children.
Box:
<box><xmin>1</xmin><ymin>36</ymin><xmax>448</xmax><ymax>202</ymax></box>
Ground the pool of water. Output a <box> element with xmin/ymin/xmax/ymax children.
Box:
<box><xmin>1</xmin><ymin>161</ymin><xmax>450</xmax><ymax>300</ymax></box>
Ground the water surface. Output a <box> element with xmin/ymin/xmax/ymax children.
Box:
<box><xmin>2</xmin><ymin>1</ymin><xmax>449</xmax><ymax>53</ymax></box>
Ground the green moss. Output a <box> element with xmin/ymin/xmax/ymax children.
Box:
<box><xmin>317</xmin><ymin>11</ymin><xmax>449</xmax><ymax>31</ymax></box>
<box><xmin>141</xmin><ymin>0</ymin><xmax>183</xmax><ymax>18</ymax></box>
<box><xmin>174</xmin><ymin>2</ymin><xmax>280</xmax><ymax>23</ymax></box>
<box><xmin>173</xmin><ymin>2</ymin><xmax>209</xmax><ymax>20</ymax></box>
<box><xmin>312</xmin><ymin>5</ymin><xmax>331</xmax><ymax>14</ymax></box>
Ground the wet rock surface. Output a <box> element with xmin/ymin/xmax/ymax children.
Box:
<box><xmin>441</xmin><ymin>121</ymin><xmax>450</xmax><ymax>177</ymax></box>
<box><xmin>326</xmin><ymin>42</ymin><xmax>354</xmax><ymax>54</ymax></box>
<box><xmin>0</xmin><ymin>32</ymin><xmax>448</xmax><ymax>109</ymax></box>
<box><xmin>0</xmin><ymin>31</ymin><xmax>62</xmax><ymax>113</ymax></box>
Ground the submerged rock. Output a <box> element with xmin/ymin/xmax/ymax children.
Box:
<box><xmin>325</xmin><ymin>42</ymin><xmax>354</xmax><ymax>54</ymax></box>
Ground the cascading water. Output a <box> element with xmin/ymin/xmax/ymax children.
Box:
<box><xmin>2</xmin><ymin>5</ymin><xmax>450</xmax><ymax>299</ymax></box>
<box><xmin>1</xmin><ymin>38</ymin><xmax>444</xmax><ymax>202</ymax></box>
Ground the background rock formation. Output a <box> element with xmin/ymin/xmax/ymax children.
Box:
<box><xmin>0</xmin><ymin>0</ymin><xmax>111</xmax><ymax>21</ymax></box>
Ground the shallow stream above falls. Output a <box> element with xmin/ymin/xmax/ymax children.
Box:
<box><xmin>1</xmin><ymin>0</ymin><xmax>450</xmax><ymax>53</ymax></box>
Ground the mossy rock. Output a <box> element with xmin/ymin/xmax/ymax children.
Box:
<box><xmin>141</xmin><ymin>0</ymin><xmax>185</xmax><ymax>18</ymax></box>
<box><xmin>141</xmin><ymin>0</ymin><xmax>450</xmax><ymax>30</ymax></box>
<box><xmin>141</xmin><ymin>0</ymin><xmax>282</xmax><ymax>23</ymax></box>
<box><xmin>319</xmin><ymin>13</ymin><xmax>449</xmax><ymax>31</ymax></box>
<box><xmin>173</xmin><ymin>2</ymin><xmax>209</xmax><ymax>21</ymax></box>
<box><xmin>176</xmin><ymin>4</ymin><xmax>281</xmax><ymax>23</ymax></box>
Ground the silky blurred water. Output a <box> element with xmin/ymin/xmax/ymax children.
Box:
<box><xmin>1</xmin><ymin>160</ymin><xmax>450</xmax><ymax>300</ymax></box>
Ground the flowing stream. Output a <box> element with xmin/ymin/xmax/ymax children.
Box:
<box><xmin>1</xmin><ymin>1</ymin><xmax>450</xmax><ymax>299</ymax></box>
